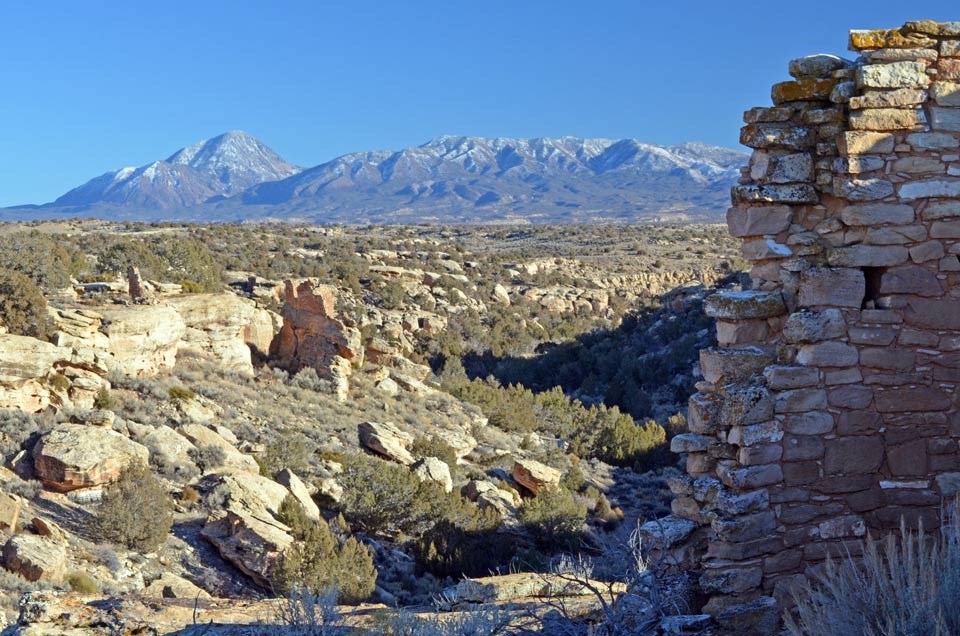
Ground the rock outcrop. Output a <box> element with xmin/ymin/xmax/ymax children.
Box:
<box><xmin>165</xmin><ymin>294</ymin><xmax>277</xmax><ymax>376</ymax></box>
<box><xmin>2</xmin><ymin>533</ymin><xmax>67</xmax><ymax>583</ymax></box>
<box><xmin>101</xmin><ymin>305</ymin><xmax>186</xmax><ymax>376</ymax></box>
<box><xmin>512</xmin><ymin>458</ymin><xmax>561</xmax><ymax>495</ymax></box>
<box><xmin>358</xmin><ymin>421</ymin><xmax>415</xmax><ymax>465</ymax></box>
<box><xmin>33</xmin><ymin>424</ymin><xmax>150</xmax><ymax>492</ymax></box>
<box><xmin>275</xmin><ymin>279</ymin><xmax>362</xmax><ymax>398</ymax></box>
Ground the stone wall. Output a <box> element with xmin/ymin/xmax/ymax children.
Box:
<box><xmin>650</xmin><ymin>20</ymin><xmax>960</xmax><ymax>633</ymax></box>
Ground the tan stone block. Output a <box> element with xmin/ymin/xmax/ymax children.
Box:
<box><xmin>863</xmin><ymin>225</ymin><xmax>928</xmax><ymax>245</ymax></box>
<box><xmin>833</xmin><ymin>177</ymin><xmax>894</xmax><ymax>201</ymax></box>
<box><xmin>860</xmin><ymin>347</ymin><xmax>916</xmax><ymax>371</ymax></box>
<box><xmin>879</xmin><ymin>265</ymin><xmax>943</xmax><ymax>296</ymax></box>
<box><xmin>849</xmin><ymin>107</ymin><xmax>926</xmax><ymax>131</ymax></box>
<box><xmin>849</xmin><ymin>29</ymin><xmax>936</xmax><ymax>51</ymax></box>
<box><xmin>840</xmin><ymin>203</ymin><xmax>914</xmax><ymax>225</ymax></box>
<box><xmin>833</xmin><ymin>156</ymin><xmax>884</xmax><ymax>173</ymax></box>
<box><xmin>772</xmin><ymin>78</ymin><xmax>836</xmax><ymax>104</ymax></box>
<box><xmin>932</xmin><ymin>82</ymin><xmax>960</xmax><ymax>106</ymax></box>
<box><xmin>797</xmin><ymin>342</ymin><xmax>859</xmax><ymax>367</ymax></box>
<box><xmin>902</xmin><ymin>20</ymin><xmax>960</xmax><ymax>37</ymax></box>
<box><xmin>931</xmin><ymin>220</ymin><xmax>960</xmax><ymax>238</ymax></box>
<box><xmin>784</xmin><ymin>412</ymin><xmax>834</xmax><ymax>435</ymax></box>
<box><xmin>906</xmin><ymin>132</ymin><xmax>960</xmax><ymax>149</ymax></box>
<box><xmin>849</xmin><ymin>88</ymin><xmax>927</xmax><ymax>109</ymax></box>
<box><xmin>740</xmin><ymin>124</ymin><xmax>814</xmax><ymax>150</ymax></box>
<box><xmin>942</xmin><ymin>40</ymin><xmax>960</xmax><ymax>58</ymax></box>
<box><xmin>838</xmin><ymin>131</ymin><xmax>896</xmax><ymax>155</ymax></box>
<box><xmin>716</xmin><ymin>319</ymin><xmax>769</xmax><ymax>346</ymax></box>
<box><xmin>939</xmin><ymin>59</ymin><xmax>960</xmax><ymax>81</ymax></box>
<box><xmin>930</xmin><ymin>107</ymin><xmax>960</xmax><ymax>132</ymax></box>
<box><xmin>874</xmin><ymin>386</ymin><xmax>951</xmax><ymax>412</ymax></box>
<box><xmin>743</xmin><ymin>106</ymin><xmax>794</xmax><ymax>123</ymax></box>
<box><xmin>827</xmin><ymin>245</ymin><xmax>909</xmax><ymax>267</ymax></box>
<box><xmin>856</xmin><ymin>61</ymin><xmax>930</xmax><ymax>89</ymax></box>
<box><xmin>892</xmin><ymin>156</ymin><xmax>945</xmax><ymax>174</ymax></box>
<box><xmin>921</xmin><ymin>200</ymin><xmax>960</xmax><ymax>220</ymax></box>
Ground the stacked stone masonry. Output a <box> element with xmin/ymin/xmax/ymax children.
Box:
<box><xmin>647</xmin><ymin>20</ymin><xmax>960</xmax><ymax>634</ymax></box>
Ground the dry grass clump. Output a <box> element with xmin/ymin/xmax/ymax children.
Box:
<box><xmin>786</xmin><ymin>509</ymin><xmax>960</xmax><ymax>636</ymax></box>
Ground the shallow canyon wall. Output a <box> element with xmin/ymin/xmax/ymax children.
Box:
<box><xmin>658</xmin><ymin>20</ymin><xmax>960</xmax><ymax>633</ymax></box>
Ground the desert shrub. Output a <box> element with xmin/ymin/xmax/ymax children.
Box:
<box><xmin>785</xmin><ymin>516</ymin><xmax>960</xmax><ymax>636</ymax></box>
<box><xmin>337</xmin><ymin>453</ymin><xmax>444</xmax><ymax>538</ymax></box>
<box><xmin>180</xmin><ymin>485</ymin><xmax>201</xmax><ymax>505</ymax></box>
<box><xmin>261</xmin><ymin>432</ymin><xmax>314</xmax><ymax>477</ymax></box>
<box><xmin>66</xmin><ymin>571</ymin><xmax>97</xmax><ymax>593</ymax></box>
<box><xmin>583</xmin><ymin>413</ymin><xmax>668</xmax><ymax>471</ymax></box>
<box><xmin>0</xmin><ymin>268</ymin><xmax>50</xmax><ymax>339</ymax></box>
<box><xmin>409</xmin><ymin>436</ymin><xmax>458</xmax><ymax>470</ymax></box>
<box><xmin>189</xmin><ymin>444</ymin><xmax>226</xmax><ymax>472</ymax></box>
<box><xmin>93</xmin><ymin>387</ymin><xmax>116</xmax><ymax>410</ymax></box>
<box><xmin>376</xmin><ymin>606</ymin><xmax>509</xmax><ymax>636</ymax></box>
<box><xmin>560</xmin><ymin>463</ymin><xmax>586</xmax><ymax>493</ymax></box>
<box><xmin>273</xmin><ymin>495</ymin><xmax>377</xmax><ymax>604</ymax></box>
<box><xmin>517</xmin><ymin>486</ymin><xmax>586</xmax><ymax>550</ymax></box>
<box><xmin>93</xmin><ymin>462</ymin><xmax>173</xmax><ymax>550</ymax></box>
<box><xmin>167</xmin><ymin>386</ymin><xmax>195</xmax><ymax>401</ymax></box>
<box><xmin>0</xmin><ymin>409</ymin><xmax>52</xmax><ymax>458</ymax></box>
<box><xmin>260</xmin><ymin>586</ymin><xmax>345</xmax><ymax>636</ymax></box>
<box><xmin>414</xmin><ymin>504</ymin><xmax>512</xmax><ymax>578</ymax></box>
<box><xmin>5</xmin><ymin>477</ymin><xmax>41</xmax><ymax>500</ymax></box>
<box><xmin>290</xmin><ymin>367</ymin><xmax>324</xmax><ymax>391</ymax></box>
<box><xmin>0</xmin><ymin>231</ymin><xmax>82</xmax><ymax>288</ymax></box>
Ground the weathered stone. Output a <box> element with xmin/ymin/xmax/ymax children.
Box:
<box><xmin>744</xmin><ymin>106</ymin><xmax>794</xmax><ymax>123</ymax></box>
<box><xmin>143</xmin><ymin>573</ymin><xmax>212</xmax><ymax>600</ymax></box>
<box><xmin>857</xmin><ymin>62</ymin><xmax>930</xmax><ymax>89</ymax></box>
<box><xmin>789</xmin><ymin>54</ymin><xmax>851</xmax><ymax>79</ymax></box>
<box><xmin>849</xmin><ymin>88</ymin><xmax>927</xmax><ymax>109</ymax></box>
<box><xmin>101</xmin><ymin>305</ymin><xmax>186</xmax><ymax>376</ymax></box>
<box><xmin>907</xmin><ymin>132</ymin><xmax>960</xmax><ymax>149</ymax></box>
<box><xmin>783</xmin><ymin>435</ymin><xmax>825</xmax><ymax>461</ymax></box>
<box><xmin>764</xmin><ymin>365</ymin><xmax>819</xmax><ymax>390</ymax></box>
<box><xmin>839</xmin><ymin>131</ymin><xmax>896</xmax><ymax>155</ymax></box>
<box><xmin>900</xmin><ymin>178</ymin><xmax>960</xmax><ymax>199</ymax></box>
<box><xmin>726</xmin><ymin>206</ymin><xmax>792</xmax><ymax>237</ymax></box>
<box><xmin>411</xmin><ymin>457</ymin><xmax>453</xmax><ymax>493</ymax></box>
<box><xmin>704</xmin><ymin>291</ymin><xmax>786</xmax><ymax>320</ymax></box>
<box><xmin>797</xmin><ymin>342</ymin><xmax>859</xmax><ymax>367</ymax></box>
<box><xmin>931</xmin><ymin>220</ymin><xmax>960</xmax><ymax>238</ymax></box>
<box><xmin>513</xmin><ymin>458</ymin><xmax>561</xmax><ymax>495</ymax></box>
<box><xmin>923</xmin><ymin>201</ymin><xmax>960</xmax><ymax>220</ymax></box>
<box><xmin>825</xmin><ymin>436</ymin><xmax>884</xmax><ymax>475</ymax></box>
<box><xmin>850</xmin><ymin>29</ymin><xmax>936</xmax><ymax>51</ymax></box>
<box><xmin>785</xmin><ymin>412</ymin><xmax>834</xmax><ymax>435</ymax></box>
<box><xmin>733</xmin><ymin>184</ymin><xmax>819</xmax><ymax>204</ymax></box>
<box><xmin>201</xmin><ymin>511</ymin><xmax>293</xmax><ymax>589</ymax></box>
<box><xmin>742</xmin><ymin>238</ymin><xmax>792</xmax><ymax>260</ymax></box>
<box><xmin>750</xmin><ymin>151</ymin><xmax>814</xmax><ymax>183</ymax></box>
<box><xmin>720</xmin><ymin>386</ymin><xmax>775</xmax><ymax>427</ymax></box>
<box><xmin>833</xmin><ymin>177</ymin><xmax>895</xmax><ymax>201</ymax></box>
<box><xmin>715</xmin><ymin>596</ymin><xmax>780</xmax><ymax>636</ymax></box>
<box><xmin>930</xmin><ymin>107</ymin><xmax>960</xmax><ymax>131</ymax></box>
<box><xmin>670</xmin><ymin>434</ymin><xmax>714</xmax><ymax>454</ymax></box>
<box><xmin>728</xmin><ymin>421</ymin><xmax>783</xmax><ymax>447</ymax></box>
<box><xmin>275</xmin><ymin>468</ymin><xmax>321</xmax><ymax>522</ymax></box>
<box><xmin>791</xmin><ymin>267</ymin><xmax>866</xmax><ymax>308</ymax></box>
<box><xmin>888</xmin><ymin>440</ymin><xmax>928</xmax><ymax>476</ymax></box>
<box><xmin>828</xmin><ymin>245</ymin><xmax>909</xmax><ymax>267</ymax></box>
<box><xmin>875</xmin><ymin>386</ymin><xmax>951</xmax><ymax>412</ymax></box>
<box><xmin>772</xmin><ymin>79</ymin><xmax>835</xmax><ymax>104</ymax></box>
<box><xmin>699</xmin><ymin>347</ymin><xmax>774</xmax><ymax>385</ymax></box>
<box><xmin>0</xmin><ymin>493</ymin><xmax>21</xmax><ymax>531</ymax></box>
<box><xmin>33</xmin><ymin>424</ymin><xmax>150</xmax><ymax>492</ymax></box>
<box><xmin>879</xmin><ymin>266</ymin><xmax>942</xmax><ymax>296</ymax></box>
<box><xmin>740</xmin><ymin>124</ymin><xmax>814</xmax><ymax>150</ymax></box>
<box><xmin>2</xmin><ymin>534</ymin><xmax>66</xmax><ymax>583</ymax></box>
<box><xmin>849</xmin><ymin>107</ymin><xmax>926</xmax><ymax>131</ymax></box>
<box><xmin>358</xmin><ymin>421</ymin><xmax>415</xmax><ymax>465</ymax></box>
<box><xmin>717</xmin><ymin>463</ymin><xmax>783</xmax><ymax>490</ymax></box>
<box><xmin>784</xmin><ymin>309</ymin><xmax>849</xmax><ymax>342</ymax></box>
<box><xmin>905</xmin><ymin>299</ymin><xmax>960</xmax><ymax>329</ymax></box>
<box><xmin>833</xmin><ymin>155</ymin><xmax>885</xmax><ymax>173</ymax></box>
<box><xmin>841</xmin><ymin>203</ymin><xmax>915</xmax><ymax>226</ymax></box>
<box><xmin>699</xmin><ymin>566</ymin><xmax>763</xmax><ymax>595</ymax></box>
<box><xmin>638</xmin><ymin>515</ymin><xmax>697</xmax><ymax>550</ymax></box>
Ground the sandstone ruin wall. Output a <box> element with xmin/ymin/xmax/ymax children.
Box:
<box><xmin>653</xmin><ymin>19</ymin><xmax>960</xmax><ymax>632</ymax></box>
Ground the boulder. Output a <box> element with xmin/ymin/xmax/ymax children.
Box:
<box><xmin>512</xmin><ymin>459</ymin><xmax>561</xmax><ymax>495</ymax></box>
<box><xmin>141</xmin><ymin>425</ymin><xmax>197</xmax><ymax>472</ymax></box>
<box><xmin>462</xmin><ymin>480</ymin><xmax>519</xmax><ymax>517</ymax></box>
<box><xmin>358</xmin><ymin>421</ymin><xmax>414</xmax><ymax>465</ymax></box>
<box><xmin>0</xmin><ymin>492</ymin><xmax>21</xmax><ymax>531</ymax></box>
<box><xmin>411</xmin><ymin>457</ymin><xmax>453</xmax><ymax>493</ymax></box>
<box><xmin>33</xmin><ymin>424</ymin><xmax>150</xmax><ymax>492</ymax></box>
<box><xmin>0</xmin><ymin>334</ymin><xmax>65</xmax><ymax>412</ymax></box>
<box><xmin>177</xmin><ymin>424</ymin><xmax>258</xmax><ymax>473</ymax></box>
<box><xmin>275</xmin><ymin>468</ymin><xmax>320</xmax><ymax>522</ymax></box>
<box><xmin>201</xmin><ymin>511</ymin><xmax>293</xmax><ymax>589</ymax></box>
<box><xmin>210</xmin><ymin>471</ymin><xmax>290</xmax><ymax>520</ymax></box>
<box><xmin>142</xmin><ymin>573</ymin><xmax>212</xmax><ymax>599</ymax></box>
<box><xmin>2</xmin><ymin>533</ymin><xmax>67</xmax><ymax>582</ymax></box>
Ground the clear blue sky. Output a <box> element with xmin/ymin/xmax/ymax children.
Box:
<box><xmin>1</xmin><ymin>0</ymin><xmax>956</xmax><ymax>206</ymax></box>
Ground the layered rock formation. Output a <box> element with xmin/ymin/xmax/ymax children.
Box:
<box><xmin>656</xmin><ymin>20</ymin><xmax>960</xmax><ymax>634</ymax></box>
<box><xmin>275</xmin><ymin>279</ymin><xmax>362</xmax><ymax>398</ymax></box>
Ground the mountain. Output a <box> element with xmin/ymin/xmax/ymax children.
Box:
<box><xmin>11</xmin><ymin>135</ymin><xmax>747</xmax><ymax>223</ymax></box>
<box><xmin>229</xmin><ymin>136</ymin><xmax>745</xmax><ymax>223</ymax></box>
<box><xmin>50</xmin><ymin>131</ymin><xmax>300</xmax><ymax>210</ymax></box>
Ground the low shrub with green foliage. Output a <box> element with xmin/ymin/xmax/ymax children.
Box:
<box><xmin>93</xmin><ymin>462</ymin><xmax>173</xmax><ymax>550</ymax></box>
<box><xmin>272</xmin><ymin>495</ymin><xmax>377</xmax><ymax>604</ymax></box>
<box><xmin>167</xmin><ymin>386</ymin><xmax>196</xmax><ymax>401</ymax></box>
<box><xmin>517</xmin><ymin>486</ymin><xmax>586</xmax><ymax>550</ymax></box>
<box><xmin>66</xmin><ymin>571</ymin><xmax>97</xmax><ymax>593</ymax></box>
<box><xmin>0</xmin><ymin>269</ymin><xmax>51</xmax><ymax>339</ymax></box>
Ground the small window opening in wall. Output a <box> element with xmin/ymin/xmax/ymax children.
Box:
<box><xmin>862</xmin><ymin>267</ymin><xmax>885</xmax><ymax>309</ymax></box>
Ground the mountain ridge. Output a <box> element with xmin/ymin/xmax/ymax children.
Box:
<box><xmin>9</xmin><ymin>132</ymin><xmax>747</xmax><ymax>224</ymax></box>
